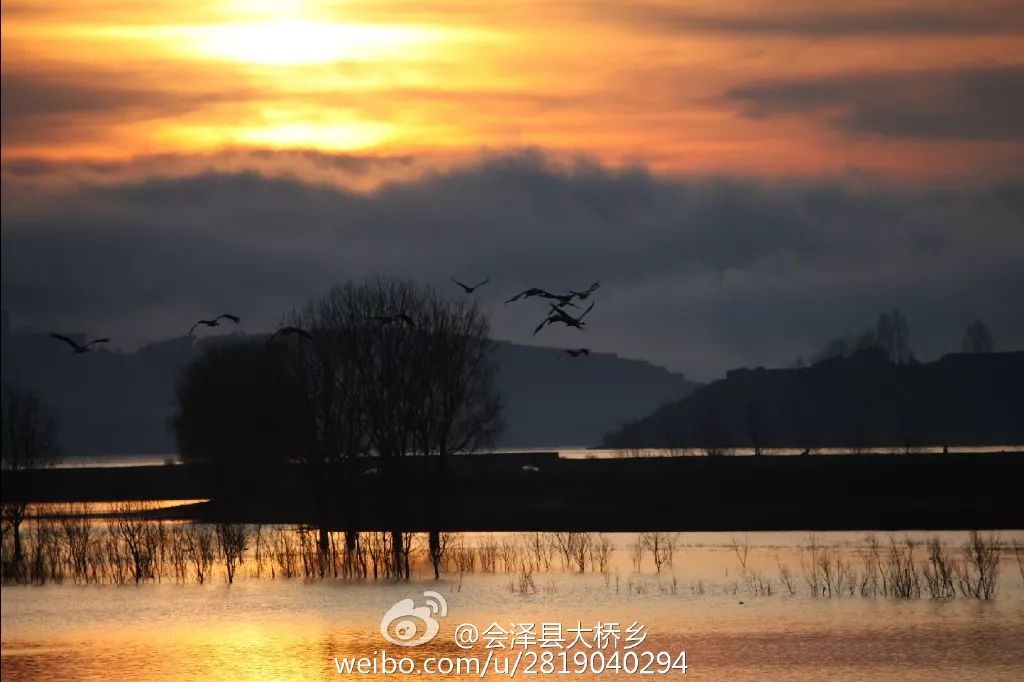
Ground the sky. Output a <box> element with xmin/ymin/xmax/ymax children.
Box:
<box><xmin>2</xmin><ymin>0</ymin><xmax>1023</xmax><ymax>379</ymax></box>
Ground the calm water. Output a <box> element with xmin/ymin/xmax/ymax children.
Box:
<box><xmin>3</xmin><ymin>531</ymin><xmax>1023</xmax><ymax>680</ymax></box>
<box><xmin>51</xmin><ymin>445</ymin><xmax>1024</xmax><ymax>468</ymax></box>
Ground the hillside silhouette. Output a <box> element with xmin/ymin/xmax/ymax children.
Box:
<box><xmin>0</xmin><ymin>322</ymin><xmax>694</xmax><ymax>454</ymax></box>
<box><xmin>602</xmin><ymin>350</ymin><xmax>1024</xmax><ymax>450</ymax></box>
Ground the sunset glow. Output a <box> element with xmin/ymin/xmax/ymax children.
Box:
<box><xmin>2</xmin><ymin>1</ymin><xmax>1021</xmax><ymax>177</ymax></box>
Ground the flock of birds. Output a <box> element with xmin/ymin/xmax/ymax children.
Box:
<box><xmin>501</xmin><ymin>279</ymin><xmax>599</xmax><ymax>358</ymax></box>
<box><xmin>47</xmin><ymin>279</ymin><xmax>601</xmax><ymax>359</ymax></box>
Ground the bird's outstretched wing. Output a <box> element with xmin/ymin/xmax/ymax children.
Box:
<box><xmin>578</xmin><ymin>301</ymin><xmax>595</xmax><ymax>320</ymax></box>
<box><xmin>452</xmin><ymin>277</ymin><xmax>470</xmax><ymax>291</ymax></box>
<box><xmin>219</xmin><ymin>314</ymin><xmax>240</xmax><ymax>323</ymax></box>
<box><xmin>570</xmin><ymin>281</ymin><xmax>601</xmax><ymax>298</ymax></box>
<box><xmin>49</xmin><ymin>333</ymin><xmax>82</xmax><ymax>352</ymax></box>
<box><xmin>547</xmin><ymin>303</ymin><xmax>574</xmax><ymax>321</ymax></box>
<box><xmin>188</xmin><ymin>322</ymin><xmax>201</xmax><ymax>337</ymax></box>
<box><xmin>86</xmin><ymin>338</ymin><xmax>110</xmax><ymax>347</ymax></box>
<box><xmin>506</xmin><ymin>287</ymin><xmax>546</xmax><ymax>303</ymax></box>
<box><xmin>536</xmin><ymin>290</ymin><xmax>564</xmax><ymax>301</ymax></box>
<box><xmin>472</xmin><ymin>278</ymin><xmax>490</xmax><ymax>289</ymax></box>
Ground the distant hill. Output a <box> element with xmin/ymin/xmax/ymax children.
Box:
<box><xmin>601</xmin><ymin>350</ymin><xmax>1024</xmax><ymax>450</ymax></box>
<box><xmin>492</xmin><ymin>341</ymin><xmax>696</xmax><ymax>447</ymax></box>
<box><xmin>0</xmin><ymin>326</ymin><xmax>694</xmax><ymax>455</ymax></box>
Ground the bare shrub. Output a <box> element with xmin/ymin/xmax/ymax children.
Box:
<box><xmin>509</xmin><ymin>561</ymin><xmax>537</xmax><ymax>594</ymax></box>
<box><xmin>922</xmin><ymin>538</ymin><xmax>956</xmax><ymax>599</ymax></box>
<box><xmin>552</xmin><ymin>533</ymin><xmax>592</xmax><ymax>573</ymax></box>
<box><xmin>186</xmin><ymin>524</ymin><xmax>216</xmax><ymax>584</ymax></box>
<box><xmin>216</xmin><ymin>523</ymin><xmax>250</xmax><ymax>584</ymax></box>
<box><xmin>777</xmin><ymin>560</ymin><xmax>796</xmax><ymax>595</ymax></box>
<box><xmin>801</xmin><ymin>536</ymin><xmax>823</xmax><ymax>597</ymax></box>
<box><xmin>519</xmin><ymin>533</ymin><xmax>553</xmax><ymax>572</ymax></box>
<box><xmin>884</xmin><ymin>537</ymin><xmax>920</xmax><ymax>599</ymax></box>
<box><xmin>591</xmin><ymin>534</ymin><xmax>615</xmax><ymax>574</ymax></box>
<box><xmin>60</xmin><ymin>505</ymin><xmax>93</xmax><ymax>583</ymax></box>
<box><xmin>729</xmin><ymin>536</ymin><xmax>750</xmax><ymax>573</ymax></box>
<box><xmin>499</xmin><ymin>536</ymin><xmax>519</xmax><ymax>573</ymax></box>
<box><xmin>642</xmin><ymin>532</ymin><xmax>678</xmax><ymax>573</ymax></box>
<box><xmin>860</xmin><ymin>536</ymin><xmax>884</xmax><ymax>596</ymax></box>
<box><xmin>113</xmin><ymin>502</ymin><xmax>156</xmax><ymax>584</ymax></box>
<box><xmin>954</xmin><ymin>531</ymin><xmax>999</xmax><ymax>599</ymax></box>
<box><xmin>630</xmin><ymin>537</ymin><xmax>645</xmax><ymax>573</ymax></box>
<box><xmin>478</xmin><ymin>536</ymin><xmax>499</xmax><ymax>573</ymax></box>
<box><xmin>453</xmin><ymin>538</ymin><xmax>476</xmax><ymax>573</ymax></box>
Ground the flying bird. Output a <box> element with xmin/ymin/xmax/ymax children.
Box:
<box><xmin>452</xmin><ymin>277</ymin><xmax>490</xmax><ymax>293</ymax></box>
<box><xmin>505</xmin><ymin>287</ymin><xmax>550</xmax><ymax>304</ymax></box>
<box><xmin>539</xmin><ymin>291</ymin><xmax>579</xmax><ymax>307</ymax></box>
<box><xmin>569</xmin><ymin>281</ymin><xmax>600</xmax><ymax>300</ymax></box>
<box><xmin>561</xmin><ymin>348</ymin><xmax>591</xmax><ymax>358</ymax></box>
<box><xmin>189</xmin><ymin>314</ymin><xmax>240</xmax><ymax>337</ymax></box>
<box><xmin>273</xmin><ymin>326</ymin><xmax>314</xmax><ymax>341</ymax></box>
<box><xmin>49</xmin><ymin>333</ymin><xmax>110</xmax><ymax>354</ymax></box>
<box><xmin>533</xmin><ymin>301</ymin><xmax>594</xmax><ymax>335</ymax></box>
<box><xmin>506</xmin><ymin>287</ymin><xmax>578</xmax><ymax>307</ymax></box>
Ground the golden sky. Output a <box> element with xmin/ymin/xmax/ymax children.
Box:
<box><xmin>2</xmin><ymin>0</ymin><xmax>1023</xmax><ymax>179</ymax></box>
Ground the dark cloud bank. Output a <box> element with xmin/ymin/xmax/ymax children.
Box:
<box><xmin>3</xmin><ymin>151</ymin><xmax>1023</xmax><ymax>380</ymax></box>
<box><xmin>726</xmin><ymin>66</ymin><xmax>1024</xmax><ymax>141</ymax></box>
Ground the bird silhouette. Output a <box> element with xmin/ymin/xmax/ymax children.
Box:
<box><xmin>534</xmin><ymin>301</ymin><xmax>595</xmax><ymax>335</ymax></box>
<box><xmin>189</xmin><ymin>314</ymin><xmax>240</xmax><ymax>337</ymax></box>
<box><xmin>452</xmin><ymin>277</ymin><xmax>489</xmax><ymax>293</ymax></box>
<box><xmin>506</xmin><ymin>287</ymin><xmax>580</xmax><ymax>307</ymax></box>
<box><xmin>49</xmin><ymin>333</ymin><xmax>110</xmax><ymax>354</ymax></box>
<box><xmin>569</xmin><ymin>281</ymin><xmax>600</xmax><ymax>300</ymax></box>
<box><xmin>505</xmin><ymin>287</ymin><xmax>550</xmax><ymax>304</ymax></box>
<box><xmin>540</xmin><ymin>291</ymin><xmax>578</xmax><ymax>306</ymax></box>
<box><xmin>273</xmin><ymin>326</ymin><xmax>314</xmax><ymax>341</ymax></box>
<box><xmin>561</xmin><ymin>348</ymin><xmax>590</xmax><ymax>358</ymax></box>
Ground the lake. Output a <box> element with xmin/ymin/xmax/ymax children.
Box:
<box><xmin>3</xmin><ymin>530</ymin><xmax>1023</xmax><ymax>680</ymax></box>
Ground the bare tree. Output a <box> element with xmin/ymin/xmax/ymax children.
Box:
<box><xmin>284</xmin><ymin>278</ymin><xmax>502</xmax><ymax>580</ymax></box>
<box><xmin>216</xmin><ymin>523</ymin><xmax>250</xmax><ymax>584</ymax></box>
<box><xmin>282</xmin><ymin>292</ymin><xmax>369</xmax><ymax>574</ymax></box>
<box><xmin>641</xmin><ymin>532</ymin><xmax>678</xmax><ymax>573</ymax></box>
<box><xmin>875</xmin><ymin>309</ymin><xmax>911</xmax><ymax>364</ymax></box>
<box><xmin>407</xmin><ymin>291</ymin><xmax>503</xmax><ymax>578</ymax></box>
<box><xmin>961</xmin><ymin>320</ymin><xmax>994</xmax><ymax>354</ymax></box>
<box><xmin>1</xmin><ymin>385</ymin><xmax>61</xmax><ymax>580</ymax></box>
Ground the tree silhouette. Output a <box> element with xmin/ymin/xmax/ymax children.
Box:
<box><xmin>1</xmin><ymin>385</ymin><xmax>61</xmax><ymax>579</ymax></box>
<box><xmin>171</xmin><ymin>341</ymin><xmax>306</xmax><ymax>475</ymax></box>
<box><xmin>172</xmin><ymin>278</ymin><xmax>503</xmax><ymax>580</ymax></box>
<box><xmin>875</xmin><ymin>309</ymin><xmax>911</xmax><ymax>364</ymax></box>
<box><xmin>962</xmin><ymin>320</ymin><xmax>994</xmax><ymax>354</ymax></box>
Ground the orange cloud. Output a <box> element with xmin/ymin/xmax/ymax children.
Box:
<box><xmin>1</xmin><ymin>0</ymin><xmax>1022</xmax><ymax>178</ymax></box>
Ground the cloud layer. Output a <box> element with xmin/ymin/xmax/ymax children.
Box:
<box><xmin>2</xmin><ymin>152</ymin><xmax>1023</xmax><ymax>379</ymax></box>
<box><xmin>726</xmin><ymin>66</ymin><xmax>1024</xmax><ymax>140</ymax></box>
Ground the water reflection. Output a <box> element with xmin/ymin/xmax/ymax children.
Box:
<box><xmin>3</xmin><ymin>532</ymin><xmax>1023</xmax><ymax>680</ymax></box>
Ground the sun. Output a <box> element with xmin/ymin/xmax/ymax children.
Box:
<box><xmin>193</xmin><ymin>20</ymin><xmax>447</xmax><ymax>66</ymax></box>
